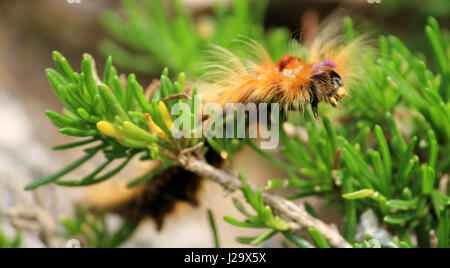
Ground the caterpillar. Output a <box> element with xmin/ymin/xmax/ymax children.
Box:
<box><xmin>199</xmin><ymin>18</ymin><xmax>369</xmax><ymax>121</ymax></box>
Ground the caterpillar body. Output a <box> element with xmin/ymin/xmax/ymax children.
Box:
<box><xmin>199</xmin><ymin>19</ymin><xmax>368</xmax><ymax>120</ymax></box>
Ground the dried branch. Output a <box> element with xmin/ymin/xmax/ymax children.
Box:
<box><xmin>4</xmin><ymin>205</ymin><xmax>64</xmax><ymax>248</ymax></box>
<box><xmin>180</xmin><ymin>155</ymin><xmax>351</xmax><ymax>248</ymax></box>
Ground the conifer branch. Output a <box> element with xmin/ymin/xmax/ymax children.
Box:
<box><xmin>180</xmin><ymin>155</ymin><xmax>351</xmax><ymax>248</ymax></box>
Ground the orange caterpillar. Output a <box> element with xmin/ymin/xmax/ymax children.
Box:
<box><xmin>199</xmin><ymin>20</ymin><xmax>369</xmax><ymax>120</ymax></box>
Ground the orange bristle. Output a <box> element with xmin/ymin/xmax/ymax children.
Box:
<box><xmin>198</xmin><ymin>16</ymin><xmax>371</xmax><ymax>118</ymax></box>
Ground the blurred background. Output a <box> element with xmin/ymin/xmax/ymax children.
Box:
<box><xmin>0</xmin><ymin>0</ymin><xmax>448</xmax><ymax>248</ymax></box>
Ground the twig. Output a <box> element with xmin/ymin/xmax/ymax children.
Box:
<box><xmin>180</xmin><ymin>141</ymin><xmax>205</xmax><ymax>155</ymax></box>
<box><xmin>144</xmin><ymin>79</ymin><xmax>161</xmax><ymax>100</ymax></box>
<box><xmin>439</xmin><ymin>174</ymin><xmax>448</xmax><ymax>194</ymax></box>
<box><xmin>180</xmin><ymin>156</ymin><xmax>351</xmax><ymax>248</ymax></box>
<box><xmin>4</xmin><ymin>205</ymin><xmax>65</xmax><ymax>248</ymax></box>
<box><xmin>332</xmin><ymin>148</ymin><xmax>343</xmax><ymax>193</ymax></box>
<box><xmin>160</xmin><ymin>93</ymin><xmax>190</xmax><ymax>103</ymax></box>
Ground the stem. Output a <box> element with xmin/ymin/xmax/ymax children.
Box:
<box><xmin>181</xmin><ymin>156</ymin><xmax>351</xmax><ymax>248</ymax></box>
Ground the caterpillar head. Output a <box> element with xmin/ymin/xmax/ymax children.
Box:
<box><xmin>309</xmin><ymin>61</ymin><xmax>349</xmax><ymax>121</ymax></box>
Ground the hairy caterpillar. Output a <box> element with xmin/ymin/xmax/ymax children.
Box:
<box><xmin>199</xmin><ymin>18</ymin><xmax>369</xmax><ymax>120</ymax></box>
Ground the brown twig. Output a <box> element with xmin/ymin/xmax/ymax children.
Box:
<box><xmin>160</xmin><ymin>93</ymin><xmax>190</xmax><ymax>103</ymax></box>
<box><xmin>179</xmin><ymin>155</ymin><xmax>351</xmax><ymax>248</ymax></box>
<box><xmin>144</xmin><ymin>79</ymin><xmax>161</xmax><ymax>100</ymax></box>
<box><xmin>180</xmin><ymin>141</ymin><xmax>205</xmax><ymax>155</ymax></box>
<box><xmin>4</xmin><ymin>205</ymin><xmax>64</xmax><ymax>248</ymax></box>
<box><xmin>439</xmin><ymin>174</ymin><xmax>448</xmax><ymax>194</ymax></box>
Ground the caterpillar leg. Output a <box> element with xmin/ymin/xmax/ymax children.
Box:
<box><xmin>311</xmin><ymin>93</ymin><xmax>320</xmax><ymax>122</ymax></box>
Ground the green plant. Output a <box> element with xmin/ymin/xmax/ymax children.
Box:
<box><xmin>100</xmin><ymin>0</ymin><xmax>292</xmax><ymax>75</ymax></box>
<box><xmin>25</xmin><ymin>53</ymin><xmax>195</xmax><ymax>190</ymax></box>
<box><xmin>255</xmin><ymin>17</ymin><xmax>450</xmax><ymax>248</ymax></box>
<box><xmin>224</xmin><ymin>173</ymin><xmax>289</xmax><ymax>246</ymax></box>
<box><xmin>61</xmin><ymin>207</ymin><xmax>137</xmax><ymax>248</ymax></box>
